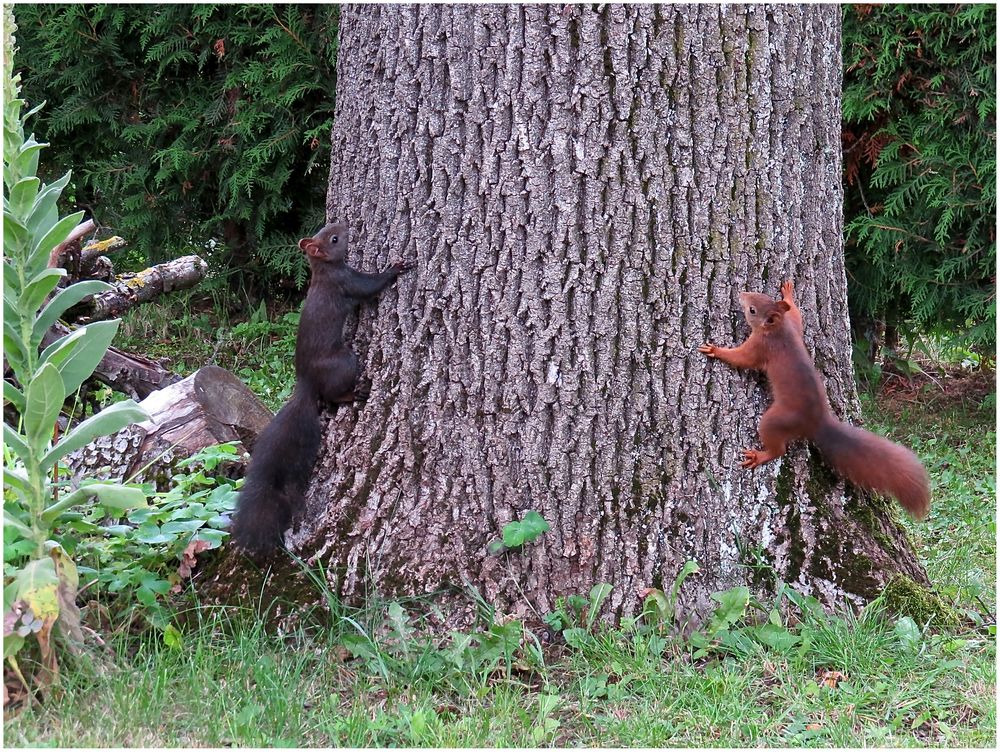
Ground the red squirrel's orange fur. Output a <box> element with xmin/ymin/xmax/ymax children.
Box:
<box><xmin>699</xmin><ymin>281</ymin><xmax>930</xmax><ymax>519</ymax></box>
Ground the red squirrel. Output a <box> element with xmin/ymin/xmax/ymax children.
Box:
<box><xmin>231</xmin><ymin>222</ymin><xmax>414</xmax><ymax>555</ymax></box>
<box><xmin>699</xmin><ymin>280</ymin><xmax>930</xmax><ymax>518</ymax></box>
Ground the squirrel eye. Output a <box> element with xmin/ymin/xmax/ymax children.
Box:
<box><xmin>749</xmin><ymin>306</ymin><xmax>757</xmax><ymax>315</ymax></box>
<box><xmin>330</xmin><ymin>235</ymin><xmax>338</xmax><ymax>244</ymax></box>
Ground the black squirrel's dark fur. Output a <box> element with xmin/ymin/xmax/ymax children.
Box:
<box><xmin>231</xmin><ymin>222</ymin><xmax>414</xmax><ymax>556</ymax></box>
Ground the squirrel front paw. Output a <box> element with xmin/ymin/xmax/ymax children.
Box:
<box><xmin>740</xmin><ymin>449</ymin><xmax>764</xmax><ymax>469</ymax></box>
<box><xmin>780</xmin><ymin>280</ymin><xmax>794</xmax><ymax>300</ymax></box>
<box><xmin>698</xmin><ymin>343</ymin><xmax>718</xmax><ymax>358</ymax></box>
<box><xmin>392</xmin><ymin>259</ymin><xmax>416</xmax><ymax>273</ymax></box>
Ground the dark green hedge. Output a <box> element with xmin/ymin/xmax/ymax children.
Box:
<box><xmin>14</xmin><ymin>4</ymin><xmax>338</xmax><ymax>288</ymax></box>
<box><xmin>843</xmin><ymin>4</ymin><xmax>996</xmax><ymax>356</ymax></box>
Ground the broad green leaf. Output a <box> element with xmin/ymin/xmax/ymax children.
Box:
<box><xmin>41</xmin><ymin>482</ymin><xmax>147</xmax><ymax>525</ymax></box>
<box><xmin>160</xmin><ymin>519</ymin><xmax>204</xmax><ymax>535</ymax></box>
<box><xmin>7</xmin><ymin>176</ymin><xmax>40</xmax><ymax>219</ymax></box>
<box><xmin>3</xmin><ymin>510</ymin><xmax>33</xmax><ymax>538</ymax></box>
<box><xmin>39</xmin><ymin>487</ymin><xmax>90</xmax><ymax>524</ymax></box>
<box><xmin>37</xmin><ymin>326</ymin><xmax>88</xmax><ymax>373</ymax></box>
<box><xmin>135</xmin><ymin>525</ymin><xmax>174</xmax><ymax>545</ymax></box>
<box><xmin>3</xmin><ymin>259</ymin><xmax>20</xmax><ymax>297</ymax></box>
<box><xmin>755</xmin><ymin>623</ymin><xmax>800</xmax><ymax>652</ymax></box>
<box><xmin>502</xmin><ymin>509</ymin><xmax>550</xmax><ymax>548</ymax></box>
<box><xmin>3</xmin><ymin>633</ymin><xmax>25</xmax><ymax>660</ymax></box>
<box><xmin>19</xmin><ymin>267</ymin><xmax>66</xmax><ymax>315</ymax></box>
<box><xmin>24</xmin><ymin>362</ymin><xmax>64</xmax><ymax>453</ymax></box>
<box><xmin>40</xmin><ymin>398</ymin><xmax>148</xmax><ymax>471</ymax></box>
<box><xmin>3</xmin><ymin>580</ymin><xmax>17</xmax><ymax>613</ymax></box>
<box><xmin>16</xmin><ymin>557</ymin><xmax>60</xmax><ymax>621</ymax></box>
<box><xmin>3</xmin><ymin>465</ymin><xmax>29</xmax><ymax>494</ymax></box>
<box><xmin>586</xmin><ymin>583</ymin><xmax>613</xmax><ymax>628</ymax></box>
<box><xmin>562</xmin><ymin>628</ymin><xmax>589</xmax><ymax>649</ymax></box>
<box><xmin>3</xmin><ymin>289</ymin><xmax>19</xmax><ymax>324</ymax></box>
<box><xmin>2</xmin><ymin>326</ymin><xmax>27</xmax><ymax>383</ymax></box>
<box><xmin>2</xmin><ymin>423</ymin><xmax>32</xmax><ymax>465</ymax></box>
<box><xmin>27</xmin><ymin>210</ymin><xmax>85</xmax><ymax>275</ymax></box>
<box><xmin>641</xmin><ymin>588</ymin><xmax>672</xmax><ymax>624</ymax></box>
<box><xmin>162</xmin><ymin>624</ymin><xmax>183</xmax><ymax>650</ymax></box>
<box><xmin>25</xmin><ymin>172</ymin><xmax>72</xmax><ymax>239</ymax></box>
<box><xmin>32</xmin><ymin>280</ymin><xmax>113</xmax><ymax>346</ymax></box>
<box><xmin>709</xmin><ymin>586</ymin><xmax>751</xmax><ymax>632</ymax></box>
<box><xmin>86</xmin><ymin>483</ymin><xmax>148</xmax><ymax>512</ymax></box>
<box><xmin>23</xmin><ymin>100</ymin><xmax>46</xmax><ymax>121</ymax></box>
<box><xmin>11</xmin><ymin>141</ymin><xmax>45</xmax><ymax>186</ymax></box>
<box><xmin>43</xmin><ymin>319</ymin><xmax>119</xmax><ymax>399</ymax></box>
<box><xmin>3</xmin><ymin>213</ymin><xmax>29</xmax><ymax>256</ymax></box>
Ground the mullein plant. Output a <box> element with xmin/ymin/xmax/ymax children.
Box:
<box><xmin>3</xmin><ymin>7</ymin><xmax>148</xmax><ymax>694</ymax></box>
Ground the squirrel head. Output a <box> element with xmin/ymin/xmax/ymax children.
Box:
<box><xmin>738</xmin><ymin>291</ymin><xmax>791</xmax><ymax>333</ymax></box>
<box><xmin>299</xmin><ymin>222</ymin><xmax>349</xmax><ymax>263</ymax></box>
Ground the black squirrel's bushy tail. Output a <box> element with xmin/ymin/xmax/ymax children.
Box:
<box><xmin>231</xmin><ymin>387</ymin><xmax>321</xmax><ymax>556</ymax></box>
<box><xmin>813</xmin><ymin>416</ymin><xmax>930</xmax><ymax>519</ymax></box>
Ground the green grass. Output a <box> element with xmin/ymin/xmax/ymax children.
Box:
<box><xmin>4</xmin><ymin>592</ymin><xmax>994</xmax><ymax>746</ymax></box>
<box><xmin>5</xmin><ymin>371</ymin><xmax>994</xmax><ymax>747</ymax></box>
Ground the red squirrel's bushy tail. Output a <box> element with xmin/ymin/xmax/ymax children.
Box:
<box><xmin>813</xmin><ymin>417</ymin><xmax>930</xmax><ymax>518</ymax></box>
<box><xmin>231</xmin><ymin>387</ymin><xmax>321</xmax><ymax>556</ymax></box>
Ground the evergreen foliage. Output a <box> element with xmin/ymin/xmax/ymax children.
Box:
<box><xmin>13</xmin><ymin>5</ymin><xmax>338</xmax><ymax>287</ymax></box>
<box><xmin>843</xmin><ymin>4</ymin><xmax>996</xmax><ymax>355</ymax></box>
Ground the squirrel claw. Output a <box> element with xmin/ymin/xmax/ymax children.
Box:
<box><xmin>393</xmin><ymin>259</ymin><xmax>416</xmax><ymax>273</ymax></box>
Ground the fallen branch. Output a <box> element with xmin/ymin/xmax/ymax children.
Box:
<box><xmin>71</xmin><ymin>255</ymin><xmax>209</xmax><ymax>324</ymax></box>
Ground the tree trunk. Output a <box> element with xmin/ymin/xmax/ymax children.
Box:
<box><xmin>224</xmin><ymin>4</ymin><xmax>929</xmax><ymax>623</ymax></box>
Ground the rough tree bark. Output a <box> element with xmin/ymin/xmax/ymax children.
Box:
<box><xmin>214</xmin><ymin>4</ymin><xmax>930</xmax><ymax>622</ymax></box>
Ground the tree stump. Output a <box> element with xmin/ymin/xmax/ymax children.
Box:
<box><xmin>66</xmin><ymin>366</ymin><xmax>273</xmax><ymax>489</ymax></box>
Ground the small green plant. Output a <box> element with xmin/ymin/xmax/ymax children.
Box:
<box><xmin>228</xmin><ymin>309</ymin><xmax>299</xmax><ymax>409</ymax></box>
<box><xmin>640</xmin><ymin>559</ymin><xmax>701</xmax><ymax>629</ymax></box>
<box><xmin>3</xmin><ymin>13</ymin><xmax>148</xmax><ymax>689</ymax></box>
<box><xmin>338</xmin><ymin>597</ymin><xmax>544</xmax><ymax>694</ymax></box>
<box><xmin>488</xmin><ymin>509</ymin><xmax>550</xmax><ymax>554</ymax></box>
<box><xmin>543</xmin><ymin>583</ymin><xmax>614</xmax><ymax>648</ymax></box>
<box><xmin>76</xmin><ymin>444</ymin><xmax>240</xmax><ymax>628</ymax></box>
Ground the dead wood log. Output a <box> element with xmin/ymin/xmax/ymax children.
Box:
<box><xmin>71</xmin><ymin>255</ymin><xmax>209</xmax><ymax>324</ymax></box>
<box><xmin>80</xmin><ymin>235</ymin><xmax>128</xmax><ymax>267</ymax></box>
<box><xmin>66</xmin><ymin>365</ymin><xmax>273</xmax><ymax>488</ymax></box>
<box><xmin>49</xmin><ymin>219</ymin><xmax>96</xmax><ymax>272</ymax></box>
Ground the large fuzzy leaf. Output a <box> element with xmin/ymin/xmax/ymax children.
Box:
<box><xmin>24</xmin><ymin>362</ymin><xmax>64</xmax><ymax>453</ymax></box>
<box><xmin>32</xmin><ymin>280</ymin><xmax>113</xmax><ymax>347</ymax></box>
<box><xmin>39</xmin><ymin>399</ymin><xmax>148</xmax><ymax>472</ymax></box>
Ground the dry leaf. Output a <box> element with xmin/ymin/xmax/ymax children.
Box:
<box><xmin>818</xmin><ymin>669</ymin><xmax>847</xmax><ymax>688</ymax></box>
<box><xmin>177</xmin><ymin>539</ymin><xmax>213</xmax><ymax>580</ymax></box>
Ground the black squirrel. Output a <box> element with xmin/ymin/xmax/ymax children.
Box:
<box><xmin>231</xmin><ymin>222</ymin><xmax>414</xmax><ymax>555</ymax></box>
